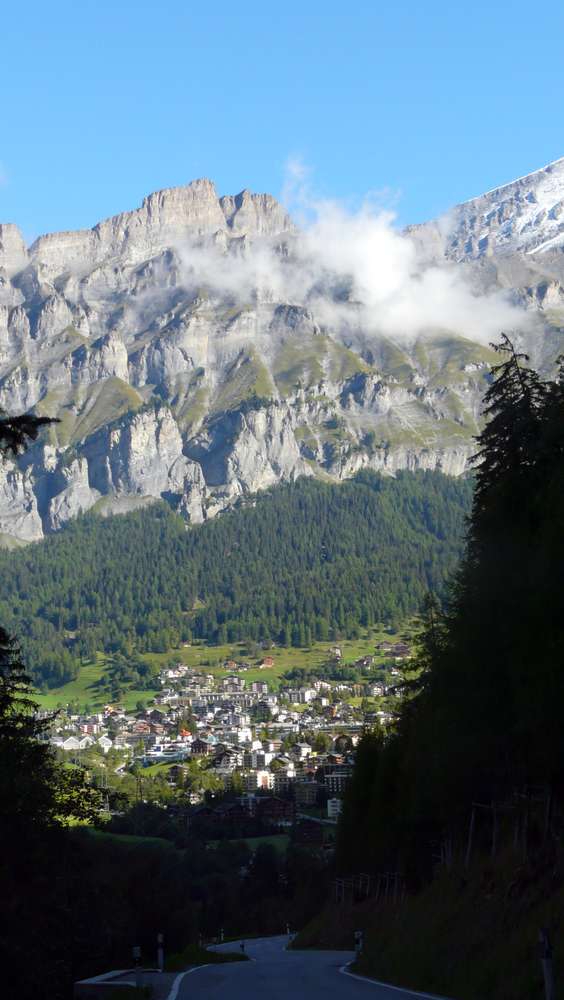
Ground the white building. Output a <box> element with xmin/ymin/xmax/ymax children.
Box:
<box><xmin>327</xmin><ymin>798</ymin><xmax>343</xmax><ymax>820</ymax></box>
<box><xmin>243</xmin><ymin>770</ymin><xmax>274</xmax><ymax>791</ymax></box>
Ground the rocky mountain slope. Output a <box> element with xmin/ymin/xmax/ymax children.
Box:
<box><xmin>1</xmin><ymin>163</ymin><xmax>564</xmax><ymax>543</ymax></box>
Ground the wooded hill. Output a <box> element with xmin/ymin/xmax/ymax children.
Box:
<box><xmin>293</xmin><ymin>340</ymin><xmax>564</xmax><ymax>999</ymax></box>
<box><xmin>0</xmin><ymin>470</ymin><xmax>472</xmax><ymax>688</ymax></box>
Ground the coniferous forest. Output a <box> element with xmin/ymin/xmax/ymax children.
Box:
<box><xmin>338</xmin><ymin>339</ymin><xmax>564</xmax><ymax>881</ymax></box>
<box><xmin>0</xmin><ymin>470</ymin><xmax>473</xmax><ymax>688</ymax></box>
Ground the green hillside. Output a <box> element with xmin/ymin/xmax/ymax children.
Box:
<box><xmin>0</xmin><ymin>470</ymin><xmax>473</xmax><ymax>688</ymax></box>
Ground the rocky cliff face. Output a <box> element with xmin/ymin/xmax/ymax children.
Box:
<box><xmin>1</xmin><ymin>167</ymin><xmax>563</xmax><ymax>543</ymax></box>
<box><xmin>408</xmin><ymin>156</ymin><xmax>564</xmax><ymax>261</ymax></box>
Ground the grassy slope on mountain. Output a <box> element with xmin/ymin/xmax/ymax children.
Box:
<box><xmin>33</xmin><ymin>624</ymin><xmax>403</xmax><ymax>710</ymax></box>
<box><xmin>294</xmin><ymin>848</ymin><xmax>564</xmax><ymax>1000</ymax></box>
<box><xmin>272</xmin><ymin>335</ymin><xmax>369</xmax><ymax>395</ymax></box>
<box><xmin>0</xmin><ymin>470</ymin><xmax>473</xmax><ymax>688</ymax></box>
<box><xmin>33</xmin><ymin>657</ymin><xmax>160</xmax><ymax>711</ymax></box>
<box><xmin>211</xmin><ymin>348</ymin><xmax>275</xmax><ymax>412</ymax></box>
<box><xmin>36</xmin><ymin>376</ymin><xmax>144</xmax><ymax>447</ymax></box>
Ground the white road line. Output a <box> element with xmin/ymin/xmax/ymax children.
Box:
<box><xmin>166</xmin><ymin>964</ymin><xmax>210</xmax><ymax>1000</ymax></box>
<box><xmin>339</xmin><ymin>963</ymin><xmax>452</xmax><ymax>999</ymax></box>
<box><xmin>75</xmin><ymin>969</ymin><xmax>132</xmax><ymax>984</ymax></box>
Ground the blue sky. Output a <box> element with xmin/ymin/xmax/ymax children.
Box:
<box><xmin>2</xmin><ymin>0</ymin><xmax>563</xmax><ymax>242</ymax></box>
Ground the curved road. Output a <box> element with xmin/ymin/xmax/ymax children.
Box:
<box><xmin>175</xmin><ymin>935</ymin><xmax>445</xmax><ymax>999</ymax></box>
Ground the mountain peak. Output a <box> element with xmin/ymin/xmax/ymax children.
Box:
<box><xmin>26</xmin><ymin>180</ymin><xmax>292</xmax><ymax>277</ymax></box>
<box><xmin>462</xmin><ymin>156</ymin><xmax>564</xmax><ymax>206</ymax></box>
<box><xmin>436</xmin><ymin>156</ymin><xmax>564</xmax><ymax>261</ymax></box>
<box><xmin>0</xmin><ymin>223</ymin><xmax>28</xmax><ymax>276</ymax></box>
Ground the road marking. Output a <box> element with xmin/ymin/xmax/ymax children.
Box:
<box><xmin>166</xmin><ymin>965</ymin><xmax>210</xmax><ymax>1000</ymax></box>
<box><xmin>339</xmin><ymin>963</ymin><xmax>452</xmax><ymax>998</ymax></box>
<box><xmin>75</xmin><ymin>969</ymin><xmax>133</xmax><ymax>984</ymax></box>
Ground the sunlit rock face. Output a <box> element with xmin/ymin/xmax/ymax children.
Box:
<box><xmin>1</xmin><ymin>163</ymin><xmax>564</xmax><ymax>543</ymax></box>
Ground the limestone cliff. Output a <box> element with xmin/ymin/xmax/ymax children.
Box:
<box><xmin>0</xmin><ymin>166</ymin><xmax>563</xmax><ymax>543</ymax></box>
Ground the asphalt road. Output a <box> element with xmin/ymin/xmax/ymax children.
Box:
<box><xmin>176</xmin><ymin>935</ymin><xmax>444</xmax><ymax>999</ymax></box>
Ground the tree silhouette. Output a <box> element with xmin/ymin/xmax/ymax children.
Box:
<box><xmin>339</xmin><ymin>336</ymin><xmax>564</xmax><ymax>878</ymax></box>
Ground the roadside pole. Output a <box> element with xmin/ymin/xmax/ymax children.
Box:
<box><xmin>157</xmin><ymin>932</ymin><xmax>164</xmax><ymax>973</ymax></box>
<box><xmin>354</xmin><ymin>930</ymin><xmax>364</xmax><ymax>958</ymax></box>
<box><xmin>539</xmin><ymin>928</ymin><xmax>555</xmax><ymax>1000</ymax></box>
<box><xmin>132</xmin><ymin>945</ymin><xmax>141</xmax><ymax>989</ymax></box>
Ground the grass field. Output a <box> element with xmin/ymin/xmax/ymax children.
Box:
<box><xmin>33</xmin><ymin>624</ymin><xmax>414</xmax><ymax>712</ymax></box>
<box><xmin>138</xmin><ymin>760</ymin><xmax>179</xmax><ymax>776</ymax></box>
<box><xmin>79</xmin><ymin>827</ymin><xmax>175</xmax><ymax>850</ymax></box>
<box><xmin>140</xmin><ymin>625</ymin><xmax>406</xmax><ymax>690</ymax></box>
<box><xmin>34</xmin><ymin>656</ymin><xmax>160</xmax><ymax>712</ymax></box>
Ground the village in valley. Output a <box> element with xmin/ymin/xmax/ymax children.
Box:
<box><xmin>43</xmin><ymin>634</ymin><xmax>414</xmax><ymax>840</ymax></box>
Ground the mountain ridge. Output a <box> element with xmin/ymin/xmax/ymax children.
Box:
<box><xmin>10</xmin><ymin>179</ymin><xmax>293</xmax><ymax>279</ymax></box>
<box><xmin>0</xmin><ymin>158</ymin><xmax>563</xmax><ymax>543</ymax></box>
<box><xmin>409</xmin><ymin>155</ymin><xmax>564</xmax><ymax>260</ymax></box>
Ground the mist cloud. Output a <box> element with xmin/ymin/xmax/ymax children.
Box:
<box><xmin>175</xmin><ymin>161</ymin><xmax>528</xmax><ymax>346</ymax></box>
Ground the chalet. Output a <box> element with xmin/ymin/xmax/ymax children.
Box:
<box><xmin>167</xmin><ymin>764</ymin><xmax>189</xmax><ymax>784</ymax></box>
<box><xmin>259</xmin><ymin>656</ymin><xmax>275</xmax><ymax>669</ymax></box>
<box><xmin>355</xmin><ymin>656</ymin><xmax>375</xmax><ymax>670</ymax></box>
<box><xmin>214</xmin><ymin>801</ymin><xmax>250</xmax><ymax>824</ymax></box>
<box><xmin>255</xmin><ymin>796</ymin><xmax>294</xmax><ymax>823</ymax></box>
<box><xmin>376</xmin><ymin>640</ymin><xmax>394</xmax><ymax>652</ymax></box>
<box><xmin>366</xmin><ymin>681</ymin><xmax>386</xmax><ymax>697</ymax></box>
<box><xmin>191</xmin><ymin>737</ymin><xmax>214</xmax><ymax>756</ymax></box>
<box><xmin>132</xmin><ymin>720</ymin><xmax>152</xmax><ymax>735</ymax></box>
<box><xmin>213</xmin><ymin>747</ymin><xmax>244</xmax><ymax>770</ymax></box>
<box><xmin>292</xmin><ymin>741</ymin><xmax>312</xmax><ymax>760</ymax></box>
<box><xmin>391</xmin><ymin>642</ymin><xmax>411</xmax><ymax>658</ymax></box>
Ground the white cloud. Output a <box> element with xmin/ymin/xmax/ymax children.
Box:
<box><xmin>173</xmin><ymin>159</ymin><xmax>528</xmax><ymax>347</ymax></box>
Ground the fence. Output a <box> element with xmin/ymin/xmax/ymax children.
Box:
<box><xmin>332</xmin><ymin>871</ymin><xmax>406</xmax><ymax>905</ymax></box>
